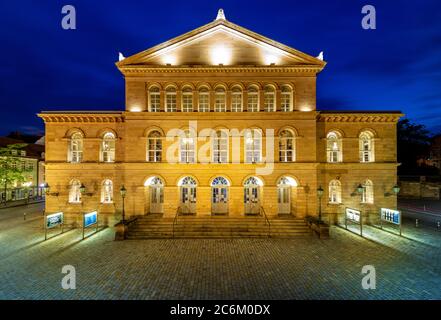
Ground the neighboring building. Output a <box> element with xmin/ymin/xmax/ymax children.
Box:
<box><xmin>422</xmin><ymin>134</ymin><xmax>441</xmax><ymax>172</ymax></box>
<box><xmin>0</xmin><ymin>137</ymin><xmax>45</xmax><ymax>202</ymax></box>
<box><xmin>38</xmin><ymin>10</ymin><xmax>402</xmax><ymax>224</ymax></box>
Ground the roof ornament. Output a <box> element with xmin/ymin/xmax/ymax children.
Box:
<box><xmin>216</xmin><ymin>8</ymin><xmax>226</xmax><ymax>20</ymax></box>
<box><xmin>317</xmin><ymin>51</ymin><xmax>324</xmax><ymax>61</ymax></box>
<box><xmin>118</xmin><ymin>52</ymin><xmax>126</xmax><ymax>62</ymax></box>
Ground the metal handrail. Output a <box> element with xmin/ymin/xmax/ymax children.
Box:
<box><xmin>260</xmin><ymin>206</ymin><xmax>271</xmax><ymax>238</ymax></box>
<box><xmin>172</xmin><ymin>206</ymin><xmax>181</xmax><ymax>238</ymax></box>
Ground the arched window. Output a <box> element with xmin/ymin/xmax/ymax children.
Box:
<box><xmin>69</xmin><ymin>132</ymin><xmax>83</xmax><ymax>163</ymax></box>
<box><xmin>165</xmin><ymin>86</ymin><xmax>177</xmax><ymax>112</ymax></box>
<box><xmin>178</xmin><ymin>176</ymin><xmax>197</xmax><ymax>186</ymax></box>
<box><xmin>362</xmin><ymin>180</ymin><xmax>374</xmax><ymax>204</ymax></box>
<box><xmin>101</xmin><ymin>132</ymin><xmax>116</xmax><ymax>163</ymax></box>
<box><xmin>279</xmin><ymin>130</ymin><xmax>295</xmax><ymax>162</ymax></box>
<box><xmin>149</xmin><ymin>86</ymin><xmax>160</xmax><ymax>112</ymax></box>
<box><xmin>147</xmin><ymin>130</ymin><xmax>162</xmax><ymax>162</ymax></box>
<box><xmin>281</xmin><ymin>85</ymin><xmax>293</xmax><ymax>112</ymax></box>
<box><xmin>214</xmin><ymin>87</ymin><xmax>226</xmax><ymax>112</ymax></box>
<box><xmin>145</xmin><ymin>176</ymin><xmax>163</xmax><ymax>187</ymax></box>
<box><xmin>231</xmin><ymin>87</ymin><xmax>243</xmax><ymax>112</ymax></box>
<box><xmin>326</xmin><ymin>131</ymin><xmax>342</xmax><ymax>163</ymax></box>
<box><xmin>180</xmin><ymin>130</ymin><xmax>195</xmax><ymax>163</ymax></box>
<box><xmin>198</xmin><ymin>87</ymin><xmax>209</xmax><ymax>112</ymax></box>
<box><xmin>69</xmin><ymin>179</ymin><xmax>81</xmax><ymax>203</ymax></box>
<box><xmin>211</xmin><ymin>177</ymin><xmax>229</xmax><ymax>186</ymax></box>
<box><xmin>359</xmin><ymin>131</ymin><xmax>375</xmax><ymax>163</ymax></box>
<box><xmin>101</xmin><ymin>179</ymin><xmax>113</xmax><ymax>203</ymax></box>
<box><xmin>244</xmin><ymin>129</ymin><xmax>262</xmax><ymax>163</ymax></box>
<box><xmin>329</xmin><ymin>180</ymin><xmax>342</xmax><ymax>203</ymax></box>
<box><xmin>244</xmin><ymin>176</ymin><xmax>263</xmax><ymax>186</ymax></box>
<box><xmin>182</xmin><ymin>87</ymin><xmax>193</xmax><ymax>112</ymax></box>
<box><xmin>247</xmin><ymin>86</ymin><xmax>259</xmax><ymax>112</ymax></box>
<box><xmin>264</xmin><ymin>85</ymin><xmax>275</xmax><ymax>112</ymax></box>
<box><xmin>212</xmin><ymin>130</ymin><xmax>228</xmax><ymax>163</ymax></box>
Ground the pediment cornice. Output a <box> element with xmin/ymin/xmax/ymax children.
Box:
<box><xmin>119</xmin><ymin>65</ymin><xmax>323</xmax><ymax>76</ymax></box>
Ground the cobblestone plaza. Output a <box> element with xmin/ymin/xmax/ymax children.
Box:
<box><xmin>0</xmin><ymin>203</ymin><xmax>440</xmax><ymax>300</ymax></box>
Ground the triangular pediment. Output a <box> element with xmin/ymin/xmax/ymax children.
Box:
<box><xmin>117</xmin><ymin>14</ymin><xmax>326</xmax><ymax>68</ymax></box>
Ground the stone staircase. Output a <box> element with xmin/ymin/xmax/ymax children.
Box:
<box><xmin>126</xmin><ymin>215</ymin><xmax>311</xmax><ymax>239</ymax></box>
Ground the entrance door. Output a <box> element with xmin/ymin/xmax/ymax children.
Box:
<box><xmin>211</xmin><ymin>177</ymin><xmax>229</xmax><ymax>215</ymax></box>
<box><xmin>149</xmin><ymin>185</ymin><xmax>163</xmax><ymax>214</ymax></box>
<box><xmin>180</xmin><ymin>186</ymin><xmax>196</xmax><ymax>214</ymax></box>
<box><xmin>278</xmin><ymin>186</ymin><xmax>291</xmax><ymax>214</ymax></box>
<box><xmin>244</xmin><ymin>177</ymin><xmax>261</xmax><ymax>215</ymax></box>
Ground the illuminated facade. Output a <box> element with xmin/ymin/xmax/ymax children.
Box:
<box><xmin>39</xmin><ymin>10</ymin><xmax>402</xmax><ymax>225</ymax></box>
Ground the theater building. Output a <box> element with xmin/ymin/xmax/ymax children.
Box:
<box><xmin>39</xmin><ymin>10</ymin><xmax>402</xmax><ymax>227</ymax></box>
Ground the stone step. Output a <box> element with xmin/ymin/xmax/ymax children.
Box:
<box><xmin>126</xmin><ymin>216</ymin><xmax>310</xmax><ymax>239</ymax></box>
<box><xmin>126</xmin><ymin>232</ymin><xmax>311</xmax><ymax>239</ymax></box>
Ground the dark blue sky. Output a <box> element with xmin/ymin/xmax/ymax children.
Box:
<box><xmin>1</xmin><ymin>0</ymin><xmax>440</xmax><ymax>136</ymax></box>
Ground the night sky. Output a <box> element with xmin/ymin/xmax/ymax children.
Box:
<box><xmin>1</xmin><ymin>0</ymin><xmax>440</xmax><ymax>136</ymax></box>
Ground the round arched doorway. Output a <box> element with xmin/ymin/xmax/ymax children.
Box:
<box><xmin>243</xmin><ymin>176</ymin><xmax>263</xmax><ymax>215</ymax></box>
<box><xmin>211</xmin><ymin>177</ymin><xmax>230</xmax><ymax>215</ymax></box>
<box><xmin>178</xmin><ymin>176</ymin><xmax>197</xmax><ymax>215</ymax></box>
<box><xmin>277</xmin><ymin>176</ymin><xmax>298</xmax><ymax>215</ymax></box>
<box><xmin>144</xmin><ymin>176</ymin><xmax>164</xmax><ymax>214</ymax></box>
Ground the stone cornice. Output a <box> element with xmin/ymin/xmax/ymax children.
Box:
<box><xmin>118</xmin><ymin>65</ymin><xmax>322</xmax><ymax>76</ymax></box>
<box><xmin>318</xmin><ymin>112</ymin><xmax>403</xmax><ymax>123</ymax></box>
<box><xmin>38</xmin><ymin>113</ymin><xmax>124</xmax><ymax>123</ymax></box>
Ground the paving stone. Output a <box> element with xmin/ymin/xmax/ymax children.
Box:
<box><xmin>1</xmin><ymin>203</ymin><xmax>441</xmax><ymax>299</ymax></box>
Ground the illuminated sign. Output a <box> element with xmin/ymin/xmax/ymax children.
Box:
<box><xmin>380</xmin><ymin>208</ymin><xmax>400</xmax><ymax>225</ymax></box>
<box><xmin>345</xmin><ymin>208</ymin><xmax>361</xmax><ymax>224</ymax></box>
<box><xmin>46</xmin><ymin>212</ymin><xmax>63</xmax><ymax>229</ymax></box>
<box><xmin>84</xmin><ymin>211</ymin><xmax>98</xmax><ymax>228</ymax></box>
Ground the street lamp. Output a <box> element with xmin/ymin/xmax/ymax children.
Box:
<box><xmin>317</xmin><ymin>185</ymin><xmax>324</xmax><ymax>224</ymax></box>
<box><xmin>356</xmin><ymin>184</ymin><xmax>364</xmax><ymax>195</ymax></box>
<box><xmin>79</xmin><ymin>183</ymin><xmax>86</xmax><ymax>195</ymax></box>
<box><xmin>120</xmin><ymin>185</ymin><xmax>127</xmax><ymax>223</ymax></box>
<box><xmin>43</xmin><ymin>182</ymin><xmax>50</xmax><ymax>195</ymax></box>
<box><xmin>392</xmin><ymin>184</ymin><xmax>400</xmax><ymax>195</ymax></box>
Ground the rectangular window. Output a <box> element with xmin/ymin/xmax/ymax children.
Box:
<box><xmin>150</xmin><ymin>94</ymin><xmax>160</xmax><ymax>112</ymax></box>
<box><xmin>182</xmin><ymin>94</ymin><xmax>193</xmax><ymax>112</ymax></box>
<box><xmin>215</xmin><ymin>94</ymin><xmax>226</xmax><ymax>112</ymax></box>
<box><xmin>247</xmin><ymin>94</ymin><xmax>259</xmax><ymax>112</ymax></box>
<box><xmin>166</xmin><ymin>94</ymin><xmax>177</xmax><ymax>112</ymax></box>
<box><xmin>199</xmin><ymin>94</ymin><xmax>209</xmax><ymax>112</ymax></box>
<box><xmin>148</xmin><ymin>139</ymin><xmax>162</xmax><ymax>162</ymax></box>
<box><xmin>281</xmin><ymin>93</ymin><xmax>291</xmax><ymax>112</ymax></box>
<box><xmin>231</xmin><ymin>94</ymin><xmax>242</xmax><ymax>112</ymax></box>
<box><xmin>264</xmin><ymin>94</ymin><xmax>275</xmax><ymax>112</ymax></box>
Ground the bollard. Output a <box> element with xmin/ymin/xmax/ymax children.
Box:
<box><xmin>437</xmin><ymin>221</ymin><xmax>440</xmax><ymax>229</ymax></box>
<box><xmin>23</xmin><ymin>212</ymin><xmax>26</xmax><ymax>221</ymax></box>
<box><xmin>415</xmin><ymin>219</ymin><xmax>419</xmax><ymax>227</ymax></box>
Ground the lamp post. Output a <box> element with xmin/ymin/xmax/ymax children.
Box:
<box><xmin>356</xmin><ymin>183</ymin><xmax>364</xmax><ymax>235</ymax></box>
<box><xmin>120</xmin><ymin>185</ymin><xmax>127</xmax><ymax>223</ymax></box>
<box><xmin>356</xmin><ymin>183</ymin><xmax>364</xmax><ymax>206</ymax></box>
<box><xmin>317</xmin><ymin>185</ymin><xmax>324</xmax><ymax>224</ymax></box>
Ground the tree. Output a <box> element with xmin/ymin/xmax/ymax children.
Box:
<box><xmin>0</xmin><ymin>144</ymin><xmax>33</xmax><ymax>204</ymax></box>
<box><xmin>397</xmin><ymin>119</ymin><xmax>436</xmax><ymax>175</ymax></box>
